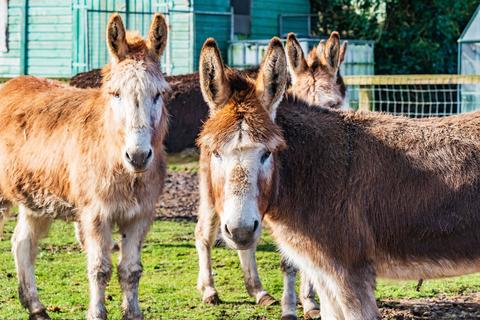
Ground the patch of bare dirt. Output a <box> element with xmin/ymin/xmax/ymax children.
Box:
<box><xmin>156</xmin><ymin>171</ymin><xmax>199</xmax><ymax>221</ymax></box>
<box><xmin>379</xmin><ymin>293</ymin><xmax>480</xmax><ymax>319</ymax></box>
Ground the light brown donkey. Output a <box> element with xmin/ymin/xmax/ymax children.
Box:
<box><xmin>194</xmin><ymin>33</ymin><xmax>348</xmax><ymax>319</ymax></box>
<box><xmin>286</xmin><ymin>32</ymin><xmax>347</xmax><ymax>109</ymax></box>
<box><xmin>197</xmin><ymin>37</ymin><xmax>480</xmax><ymax>320</ymax></box>
<box><xmin>0</xmin><ymin>14</ymin><xmax>168</xmax><ymax>320</ymax></box>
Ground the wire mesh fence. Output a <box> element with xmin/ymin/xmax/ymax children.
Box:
<box><xmin>344</xmin><ymin>75</ymin><xmax>480</xmax><ymax>117</ymax></box>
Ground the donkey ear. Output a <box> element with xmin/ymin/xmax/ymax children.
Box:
<box><xmin>147</xmin><ymin>13</ymin><xmax>168</xmax><ymax>60</ymax></box>
<box><xmin>316</xmin><ymin>39</ymin><xmax>326</xmax><ymax>60</ymax></box>
<box><xmin>285</xmin><ymin>33</ymin><xmax>307</xmax><ymax>83</ymax></box>
<box><xmin>339</xmin><ymin>41</ymin><xmax>348</xmax><ymax>64</ymax></box>
<box><xmin>199</xmin><ymin>38</ymin><xmax>231</xmax><ymax>114</ymax></box>
<box><xmin>320</xmin><ymin>31</ymin><xmax>343</xmax><ymax>74</ymax></box>
<box><xmin>255</xmin><ymin>37</ymin><xmax>287</xmax><ymax>120</ymax></box>
<box><xmin>306</xmin><ymin>39</ymin><xmax>324</xmax><ymax>66</ymax></box>
<box><xmin>106</xmin><ymin>14</ymin><xmax>128</xmax><ymax>62</ymax></box>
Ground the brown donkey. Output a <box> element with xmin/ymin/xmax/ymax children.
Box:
<box><xmin>279</xmin><ymin>31</ymin><xmax>349</xmax><ymax>319</ymax></box>
<box><xmin>0</xmin><ymin>14</ymin><xmax>168</xmax><ymax>320</ymax></box>
<box><xmin>194</xmin><ymin>33</ymin><xmax>349</xmax><ymax>319</ymax></box>
<box><xmin>197</xmin><ymin>37</ymin><xmax>480</xmax><ymax>320</ymax></box>
<box><xmin>286</xmin><ymin>32</ymin><xmax>347</xmax><ymax>109</ymax></box>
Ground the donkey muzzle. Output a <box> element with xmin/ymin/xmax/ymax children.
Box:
<box><xmin>222</xmin><ymin>220</ymin><xmax>259</xmax><ymax>249</ymax></box>
<box><xmin>124</xmin><ymin>148</ymin><xmax>153</xmax><ymax>172</ymax></box>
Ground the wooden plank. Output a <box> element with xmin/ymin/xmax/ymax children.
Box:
<box><xmin>27</xmin><ymin>0</ymin><xmax>70</xmax><ymax>7</ymax></box>
<box><xmin>27</xmin><ymin>50</ymin><xmax>71</xmax><ymax>58</ymax></box>
<box><xmin>0</xmin><ymin>57</ymin><xmax>21</xmax><ymax>66</ymax></box>
<box><xmin>28</xmin><ymin>15</ymin><xmax>72</xmax><ymax>24</ymax></box>
<box><xmin>24</xmin><ymin>33</ymin><xmax>71</xmax><ymax>41</ymax></box>
<box><xmin>25</xmin><ymin>24</ymin><xmax>71</xmax><ymax>33</ymax></box>
<box><xmin>0</xmin><ymin>65</ymin><xmax>20</xmax><ymax>75</ymax></box>
<box><xmin>28</xmin><ymin>7</ymin><xmax>70</xmax><ymax>16</ymax></box>
<box><xmin>27</xmin><ymin>41</ymin><xmax>71</xmax><ymax>50</ymax></box>
<box><xmin>27</xmin><ymin>66</ymin><xmax>71</xmax><ymax>77</ymax></box>
<box><xmin>27</xmin><ymin>58</ymin><xmax>71</xmax><ymax>67</ymax></box>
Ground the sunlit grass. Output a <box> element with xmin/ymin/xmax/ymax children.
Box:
<box><xmin>167</xmin><ymin>152</ymin><xmax>199</xmax><ymax>173</ymax></box>
<box><xmin>1</xmin><ymin>219</ymin><xmax>480</xmax><ymax>319</ymax></box>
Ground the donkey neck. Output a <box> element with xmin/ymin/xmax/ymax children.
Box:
<box><xmin>268</xmin><ymin>101</ymin><xmax>352</xmax><ymax>218</ymax></box>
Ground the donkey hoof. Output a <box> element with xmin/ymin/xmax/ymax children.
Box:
<box><xmin>257</xmin><ymin>293</ymin><xmax>277</xmax><ymax>306</ymax></box>
<box><xmin>87</xmin><ymin>309</ymin><xmax>107</xmax><ymax>320</ymax></box>
<box><xmin>29</xmin><ymin>309</ymin><xmax>51</xmax><ymax>320</ymax></box>
<box><xmin>203</xmin><ymin>292</ymin><xmax>221</xmax><ymax>305</ymax></box>
<box><xmin>304</xmin><ymin>308</ymin><xmax>321</xmax><ymax>320</ymax></box>
<box><xmin>281</xmin><ymin>315</ymin><xmax>297</xmax><ymax>320</ymax></box>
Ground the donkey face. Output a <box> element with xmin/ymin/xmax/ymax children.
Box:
<box><xmin>198</xmin><ymin>38</ymin><xmax>287</xmax><ymax>250</ymax></box>
<box><xmin>286</xmin><ymin>32</ymin><xmax>347</xmax><ymax>108</ymax></box>
<box><xmin>102</xmin><ymin>14</ymin><xmax>169</xmax><ymax>173</ymax></box>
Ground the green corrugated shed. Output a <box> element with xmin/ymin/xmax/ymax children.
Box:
<box><xmin>0</xmin><ymin>0</ymin><xmax>310</xmax><ymax>77</ymax></box>
<box><xmin>251</xmin><ymin>0</ymin><xmax>310</xmax><ymax>39</ymax></box>
<box><xmin>0</xmin><ymin>0</ymin><xmax>72</xmax><ymax>77</ymax></box>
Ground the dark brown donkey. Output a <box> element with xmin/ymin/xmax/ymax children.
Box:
<box><xmin>195</xmin><ymin>34</ymin><xmax>349</xmax><ymax>319</ymax></box>
<box><xmin>0</xmin><ymin>14</ymin><xmax>168</xmax><ymax>320</ymax></box>
<box><xmin>196</xmin><ymin>37</ymin><xmax>480</xmax><ymax>320</ymax></box>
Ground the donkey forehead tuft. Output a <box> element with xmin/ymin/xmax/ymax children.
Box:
<box><xmin>102</xmin><ymin>59</ymin><xmax>169</xmax><ymax>93</ymax></box>
<box><xmin>198</xmin><ymin>102</ymin><xmax>286</xmax><ymax>152</ymax></box>
<box><xmin>124</xmin><ymin>31</ymin><xmax>149</xmax><ymax>59</ymax></box>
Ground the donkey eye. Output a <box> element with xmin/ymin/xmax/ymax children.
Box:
<box><xmin>212</xmin><ymin>150</ymin><xmax>221</xmax><ymax>159</ymax></box>
<box><xmin>110</xmin><ymin>91</ymin><xmax>120</xmax><ymax>99</ymax></box>
<box><xmin>261</xmin><ymin>151</ymin><xmax>271</xmax><ymax>164</ymax></box>
<box><xmin>153</xmin><ymin>92</ymin><xmax>161</xmax><ymax>104</ymax></box>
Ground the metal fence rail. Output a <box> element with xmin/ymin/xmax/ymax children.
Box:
<box><xmin>229</xmin><ymin>38</ymin><xmax>375</xmax><ymax>76</ymax></box>
<box><xmin>344</xmin><ymin>75</ymin><xmax>480</xmax><ymax>116</ymax></box>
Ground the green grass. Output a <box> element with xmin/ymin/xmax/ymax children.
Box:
<box><xmin>1</xmin><ymin>220</ymin><xmax>480</xmax><ymax>319</ymax></box>
<box><xmin>167</xmin><ymin>152</ymin><xmax>199</xmax><ymax>173</ymax></box>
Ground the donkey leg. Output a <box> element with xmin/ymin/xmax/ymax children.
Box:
<box><xmin>0</xmin><ymin>200</ymin><xmax>12</xmax><ymax>239</ymax></box>
<box><xmin>118</xmin><ymin>217</ymin><xmax>152</xmax><ymax>320</ymax></box>
<box><xmin>316</xmin><ymin>286</ymin><xmax>344</xmax><ymax>320</ymax></box>
<box><xmin>195</xmin><ymin>207</ymin><xmax>221</xmax><ymax>304</ymax></box>
<box><xmin>238</xmin><ymin>248</ymin><xmax>276</xmax><ymax>305</ymax></box>
<box><xmin>280</xmin><ymin>257</ymin><xmax>297</xmax><ymax>320</ymax></box>
<box><xmin>74</xmin><ymin>222</ymin><xmax>85</xmax><ymax>250</ymax></box>
<box><xmin>299</xmin><ymin>271</ymin><xmax>320</xmax><ymax>319</ymax></box>
<box><xmin>81</xmin><ymin>213</ymin><xmax>112</xmax><ymax>320</ymax></box>
<box><xmin>12</xmin><ymin>205</ymin><xmax>52</xmax><ymax>320</ymax></box>
<box><xmin>318</xmin><ymin>264</ymin><xmax>379</xmax><ymax>320</ymax></box>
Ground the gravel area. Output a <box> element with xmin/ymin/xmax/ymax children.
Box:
<box><xmin>379</xmin><ymin>293</ymin><xmax>480</xmax><ymax>319</ymax></box>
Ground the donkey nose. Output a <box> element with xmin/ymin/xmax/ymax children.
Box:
<box><xmin>223</xmin><ymin>220</ymin><xmax>259</xmax><ymax>247</ymax></box>
<box><xmin>125</xmin><ymin>148</ymin><xmax>153</xmax><ymax>171</ymax></box>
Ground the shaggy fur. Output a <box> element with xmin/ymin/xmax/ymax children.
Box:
<box><xmin>195</xmin><ymin>35</ymin><xmax>349</xmax><ymax>318</ymax></box>
<box><xmin>197</xmin><ymin>38</ymin><xmax>480</xmax><ymax>320</ymax></box>
<box><xmin>286</xmin><ymin>32</ymin><xmax>347</xmax><ymax>109</ymax></box>
<box><xmin>1</xmin><ymin>14</ymin><xmax>169</xmax><ymax>320</ymax></box>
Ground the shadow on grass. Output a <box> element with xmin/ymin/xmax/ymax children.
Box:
<box><xmin>255</xmin><ymin>243</ymin><xmax>277</xmax><ymax>252</ymax></box>
<box><xmin>145</xmin><ymin>241</ymin><xmax>277</xmax><ymax>252</ymax></box>
<box><xmin>153</xmin><ymin>242</ymin><xmax>196</xmax><ymax>249</ymax></box>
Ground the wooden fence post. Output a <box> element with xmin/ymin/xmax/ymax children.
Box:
<box><xmin>358</xmin><ymin>85</ymin><xmax>372</xmax><ymax>111</ymax></box>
